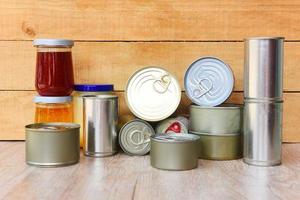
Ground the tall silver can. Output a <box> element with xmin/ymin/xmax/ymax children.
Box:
<box><xmin>244</xmin><ymin>37</ymin><xmax>284</xmax><ymax>100</ymax></box>
<box><xmin>83</xmin><ymin>95</ymin><xmax>118</xmax><ymax>157</ymax></box>
<box><xmin>243</xmin><ymin>99</ymin><xmax>283</xmax><ymax>166</ymax></box>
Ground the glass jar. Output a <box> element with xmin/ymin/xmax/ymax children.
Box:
<box><xmin>34</xmin><ymin>96</ymin><xmax>73</xmax><ymax>123</ymax></box>
<box><xmin>73</xmin><ymin>84</ymin><xmax>114</xmax><ymax>147</ymax></box>
<box><xmin>33</xmin><ymin>39</ymin><xmax>74</xmax><ymax>96</ymax></box>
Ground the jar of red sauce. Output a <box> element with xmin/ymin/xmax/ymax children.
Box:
<box><xmin>33</xmin><ymin>39</ymin><xmax>74</xmax><ymax>96</ymax></box>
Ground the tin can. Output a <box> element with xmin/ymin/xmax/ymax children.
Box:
<box><xmin>83</xmin><ymin>95</ymin><xmax>118</xmax><ymax>157</ymax></box>
<box><xmin>125</xmin><ymin>67</ymin><xmax>181</xmax><ymax>122</ymax></box>
<box><xmin>189</xmin><ymin>104</ymin><xmax>242</xmax><ymax>134</ymax></box>
<box><xmin>191</xmin><ymin>132</ymin><xmax>242</xmax><ymax>160</ymax></box>
<box><xmin>155</xmin><ymin>116</ymin><xmax>188</xmax><ymax>134</ymax></box>
<box><xmin>25</xmin><ymin>123</ymin><xmax>80</xmax><ymax>167</ymax></box>
<box><xmin>184</xmin><ymin>57</ymin><xmax>234</xmax><ymax>107</ymax></box>
<box><xmin>119</xmin><ymin>119</ymin><xmax>155</xmax><ymax>156</ymax></box>
<box><xmin>150</xmin><ymin>133</ymin><xmax>199</xmax><ymax>170</ymax></box>
<box><xmin>243</xmin><ymin>99</ymin><xmax>283</xmax><ymax>166</ymax></box>
<box><xmin>244</xmin><ymin>37</ymin><xmax>284</xmax><ymax>100</ymax></box>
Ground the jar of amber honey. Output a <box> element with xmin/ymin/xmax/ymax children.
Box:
<box><xmin>33</xmin><ymin>39</ymin><xmax>74</xmax><ymax>96</ymax></box>
<box><xmin>34</xmin><ymin>96</ymin><xmax>73</xmax><ymax>123</ymax></box>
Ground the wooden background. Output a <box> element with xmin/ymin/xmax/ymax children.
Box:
<box><xmin>1</xmin><ymin>1</ymin><xmax>299</xmax><ymax>142</ymax></box>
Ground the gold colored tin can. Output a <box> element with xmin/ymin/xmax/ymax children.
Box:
<box><xmin>25</xmin><ymin>123</ymin><xmax>80</xmax><ymax>167</ymax></box>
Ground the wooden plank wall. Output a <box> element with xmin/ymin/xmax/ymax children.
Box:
<box><xmin>1</xmin><ymin>1</ymin><xmax>299</xmax><ymax>142</ymax></box>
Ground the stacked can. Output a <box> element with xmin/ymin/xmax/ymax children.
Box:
<box><xmin>185</xmin><ymin>57</ymin><xmax>242</xmax><ymax>160</ymax></box>
<box><xmin>243</xmin><ymin>37</ymin><xmax>284</xmax><ymax>166</ymax></box>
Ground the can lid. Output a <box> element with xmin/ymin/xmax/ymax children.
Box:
<box><xmin>151</xmin><ymin>133</ymin><xmax>200</xmax><ymax>143</ymax></box>
<box><xmin>74</xmin><ymin>84</ymin><xmax>114</xmax><ymax>92</ymax></box>
<box><xmin>25</xmin><ymin>123</ymin><xmax>80</xmax><ymax>131</ymax></box>
<box><xmin>119</xmin><ymin>119</ymin><xmax>155</xmax><ymax>156</ymax></box>
<box><xmin>33</xmin><ymin>39</ymin><xmax>74</xmax><ymax>47</ymax></box>
<box><xmin>184</xmin><ymin>57</ymin><xmax>234</xmax><ymax>107</ymax></box>
<box><xmin>125</xmin><ymin>67</ymin><xmax>181</xmax><ymax>121</ymax></box>
<box><xmin>34</xmin><ymin>96</ymin><xmax>72</xmax><ymax>103</ymax></box>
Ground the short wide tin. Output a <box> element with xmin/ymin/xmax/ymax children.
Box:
<box><xmin>25</xmin><ymin>123</ymin><xmax>80</xmax><ymax>167</ymax></box>
<box><xmin>191</xmin><ymin>132</ymin><xmax>242</xmax><ymax>160</ymax></box>
<box><xmin>150</xmin><ymin>133</ymin><xmax>199</xmax><ymax>171</ymax></box>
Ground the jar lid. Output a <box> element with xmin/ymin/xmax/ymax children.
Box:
<box><xmin>74</xmin><ymin>84</ymin><xmax>114</xmax><ymax>92</ymax></box>
<box><xmin>33</xmin><ymin>39</ymin><xmax>74</xmax><ymax>47</ymax></box>
<box><xmin>34</xmin><ymin>96</ymin><xmax>72</xmax><ymax>103</ymax></box>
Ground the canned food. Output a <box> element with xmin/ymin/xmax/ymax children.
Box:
<box><xmin>191</xmin><ymin>132</ymin><xmax>242</xmax><ymax>160</ymax></box>
<box><xmin>25</xmin><ymin>123</ymin><xmax>80</xmax><ymax>167</ymax></box>
<box><xmin>119</xmin><ymin>119</ymin><xmax>155</xmax><ymax>156</ymax></box>
<box><xmin>189</xmin><ymin>104</ymin><xmax>242</xmax><ymax>134</ymax></box>
<box><xmin>155</xmin><ymin>116</ymin><xmax>188</xmax><ymax>134</ymax></box>
<box><xmin>150</xmin><ymin>133</ymin><xmax>199</xmax><ymax>171</ymax></box>
<box><xmin>184</xmin><ymin>57</ymin><xmax>234</xmax><ymax>107</ymax></box>
<box><xmin>125</xmin><ymin>67</ymin><xmax>181</xmax><ymax>122</ymax></box>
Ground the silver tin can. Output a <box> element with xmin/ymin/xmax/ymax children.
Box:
<box><xmin>243</xmin><ymin>99</ymin><xmax>283</xmax><ymax>166</ymax></box>
<box><xmin>83</xmin><ymin>95</ymin><xmax>118</xmax><ymax>157</ymax></box>
<box><xmin>150</xmin><ymin>133</ymin><xmax>200</xmax><ymax>171</ymax></box>
<box><xmin>155</xmin><ymin>116</ymin><xmax>188</xmax><ymax>134</ymax></box>
<box><xmin>189</xmin><ymin>104</ymin><xmax>242</xmax><ymax>134</ymax></box>
<box><xmin>125</xmin><ymin>67</ymin><xmax>181</xmax><ymax>122</ymax></box>
<box><xmin>244</xmin><ymin>37</ymin><xmax>284</xmax><ymax>100</ymax></box>
<box><xmin>119</xmin><ymin>119</ymin><xmax>155</xmax><ymax>156</ymax></box>
<box><xmin>184</xmin><ymin>57</ymin><xmax>234</xmax><ymax>107</ymax></box>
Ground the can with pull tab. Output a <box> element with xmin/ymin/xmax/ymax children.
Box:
<box><xmin>155</xmin><ymin>116</ymin><xmax>188</xmax><ymax>134</ymax></box>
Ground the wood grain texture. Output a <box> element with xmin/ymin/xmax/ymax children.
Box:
<box><xmin>0</xmin><ymin>41</ymin><xmax>299</xmax><ymax>91</ymax></box>
<box><xmin>0</xmin><ymin>142</ymin><xmax>300</xmax><ymax>200</ymax></box>
<box><xmin>0</xmin><ymin>91</ymin><xmax>298</xmax><ymax>142</ymax></box>
<box><xmin>0</xmin><ymin>1</ymin><xmax>300</xmax><ymax>40</ymax></box>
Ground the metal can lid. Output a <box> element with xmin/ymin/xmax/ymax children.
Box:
<box><xmin>25</xmin><ymin>123</ymin><xmax>80</xmax><ymax>132</ymax></box>
<box><xmin>151</xmin><ymin>133</ymin><xmax>200</xmax><ymax>143</ymax></box>
<box><xmin>74</xmin><ymin>84</ymin><xmax>114</xmax><ymax>92</ymax></box>
<box><xmin>34</xmin><ymin>96</ymin><xmax>72</xmax><ymax>103</ymax></box>
<box><xmin>125</xmin><ymin>67</ymin><xmax>181</xmax><ymax>121</ymax></box>
<box><xmin>184</xmin><ymin>57</ymin><xmax>234</xmax><ymax>107</ymax></box>
<box><xmin>119</xmin><ymin>119</ymin><xmax>155</xmax><ymax>156</ymax></box>
<box><xmin>33</xmin><ymin>39</ymin><xmax>74</xmax><ymax>47</ymax></box>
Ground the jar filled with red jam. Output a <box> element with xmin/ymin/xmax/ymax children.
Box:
<box><xmin>33</xmin><ymin>39</ymin><xmax>75</xmax><ymax>96</ymax></box>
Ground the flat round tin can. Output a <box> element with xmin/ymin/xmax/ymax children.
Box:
<box><xmin>119</xmin><ymin>119</ymin><xmax>155</xmax><ymax>156</ymax></box>
<box><xmin>150</xmin><ymin>133</ymin><xmax>199</xmax><ymax>171</ymax></box>
<box><xmin>155</xmin><ymin>116</ymin><xmax>188</xmax><ymax>134</ymax></box>
<box><xmin>184</xmin><ymin>57</ymin><xmax>234</xmax><ymax>106</ymax></box>
<box><xmin>125</xmin><ymin>67</ymin><xmax>181</xmax><ymax>121</ymax></box>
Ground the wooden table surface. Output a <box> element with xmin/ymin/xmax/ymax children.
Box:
<box><xmin>1</xmin><ymin>142</ymin><xmax>300</xmax><ymax>200</ymax></box>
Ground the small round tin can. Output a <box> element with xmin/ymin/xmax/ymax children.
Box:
<box><xmin>125</xmin><ymin>67</ymin><xmax>181</xmax><ymax>122</ymax></box>
<box><xmin>191</xmin><ymin>132</ymin><xmax>242</xmax><ymax>160</ymax></box>
<box><xmin>155</xmin><ymin>116</ymin><xmax>188</xmax><ymax>134</ymax></box>
<box><xmin>184</xmin><ymin>57</ymin><xmax>234</xmax><ymax>107</ymax></box>
<box><xmin>119</xmin><ymin>119</ymin><xmax>155</xmax><ymax>156</ymax></box>
<box><xmin>189</xmin><ymin>104</ymin><xmax>242</xmax><ymax>134</ymax></box>
<box><xmin>150</xmin><ymin>133</ymin><xmax>200</xmax><ymax>171</ymax></box>
<box><xmin>25</xmin><ymin>123</ymin><xmax>80</xmax><ymax>167</ymax></box>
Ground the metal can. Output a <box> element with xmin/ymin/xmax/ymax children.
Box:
<box><xmin>83</xmin><ymin>95</ymin><xmax>118</xmax><ymax>157</ymax></box>
<box><xmin>125</xmin><ymin>67</ymin><xmax>181</xmax><ymax>122</ymax></box>
<box><xmin>191</xmin><ymin>132</ymin><xmax>242</xmax><ymax>160</ymax></box>
<box><xmin>189</xmin><ymin>104</ymin><xmax>242</xmax><ymax>134</ymax></box>
<box><xmin>119</xmin><ymin>119</ymin><xmax>155</xmax><ymax>156</ymax></box>
<box><xmin>244</xmin><ymin>37</ymin><xmax>284</xmax><ymax>100</ymax></box>
<box><xmin>243</xmin><ymin>99</ymin><xmax>283</xmax><ymax>166</ymax></box>
<box><xmin>184</xmin><ymin>57</ymin><xmax>234</xmax><ymax>107</ymax></box>
<box><xmin>155</xmin><ymin>116</ymin><xmax>188</xmax><ymax>134</ymax></box>
<box><xmin>25</xmin><ymin>123</ymin><xmax>80</xmax><ymax>167</ymax></box>
<box><xmin>150</xmin><ymin>133</ymin><xmax>200</xmax><ymax>171</ymax></box>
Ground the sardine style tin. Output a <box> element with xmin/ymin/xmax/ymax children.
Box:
<box><xmin>25</xmin><ymin>123</ymin><xmax>80</xmax><ymax>167</ymax></box>
<box><xmin>150</xmin><ymin>133</ymin><xmax>200</xmax><ymax>171</ymax></box>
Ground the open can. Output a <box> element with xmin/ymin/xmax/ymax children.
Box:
<box><xmin>25</xmin><ymin>123</ymin><xmax>80</xmax><ymax>167</ymax></box>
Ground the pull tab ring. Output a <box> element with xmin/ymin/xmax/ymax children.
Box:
<box><xmin>192</xmin><ymin>78</ymin><xmax>213</xmax><ymax>98</ymax></box>
<box><xmin>153</xmin><ymin>74</ymin><xmax>171</xmax><ymax>94</ymax></box>
<box><xmin>129</xmin><ymin>127</ymin><xmax>150</xmax><ymax>146</ymax></box>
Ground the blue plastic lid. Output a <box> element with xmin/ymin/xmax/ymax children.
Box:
<box><xmin>74</xmin><ymin>84</ymin><xmax>114</xmax><ymax>92</ymax></box>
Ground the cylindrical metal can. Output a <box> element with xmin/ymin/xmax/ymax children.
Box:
<box><xmin>243</xmin><ymin>99</ymin><xmax>283</xmax><ymax>166</ymax></box>
<box><xmin>150</xmin><ymin>133</ymin><xmax>200</xmax><ymax>171</ymax></box>
<box><xmin>83</xmin><ymin>95</ymin><xmax>118</xmax><ymax>157</ymax></box>
<box><xmin>155</xmin><ymin>116</ymin><xmax>188</xmax><ymax>134</ymax></box>
<box><xmin>25</xmin><ymin>123</ymin><xmax>80</xmax><ymax>167</ymax></box>
<box><xmin>244</xmin><ymin>37</ymin><xmax>284</xmax><ymax>100</ymax></box>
